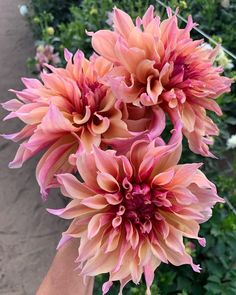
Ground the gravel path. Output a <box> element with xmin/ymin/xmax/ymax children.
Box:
<box><xmin>0</xmin><ymin>1</ymin><xmax>66</xmax><ymax>294</ymax></box>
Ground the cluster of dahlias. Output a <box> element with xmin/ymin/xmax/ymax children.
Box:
<box><xmin>2</xmin><ymin>6</ymin><xmax>232</xmax><ymax>294</ymax></box>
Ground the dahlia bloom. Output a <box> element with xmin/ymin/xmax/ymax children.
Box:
<box><xmin>35</xmin><ymin>44</ymin><xmax>61</xmax><ymax>72</ymax></box>
<box><xmin>91</xmin><ymin>5</ymin><xmax>232</xmax><ymax>157</ymax></box>
<box><xmin>49</xmin><ymin>132</ymin><xmax>223</xmax><ymax>294</ymax></box>
<box><xmin>1</xmin><ymin>49</ymin><xmax>131</xmax><ymax>198</ymax></box>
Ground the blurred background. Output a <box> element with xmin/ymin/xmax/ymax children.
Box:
<box><xmin>0</xmin><ymin>0</ymin><xmax>235</xmax><ymax>294</ymax></box>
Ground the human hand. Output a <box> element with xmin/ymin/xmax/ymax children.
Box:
<box><xmin>36</xmin><ymin>239</ymin><xmax>94</xmax><ymax>295</ymax></box>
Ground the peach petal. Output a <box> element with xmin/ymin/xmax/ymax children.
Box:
<box><xmin>8</xmin><ymin>142</ymin><xmax>36</xmax><ymax>168</ymax></box>
<box><xmin>81</xmin><ymin>194</ymin><xmax>108</xmax><ymax>209</ymax></box>
<box><xmin>150</xmin><ymin>242</ymin><xmax>168</xmax><ymax>263</ymax></box>
<box><xmin>47</xmin><ymin>201</ymin><xmax>94</xmax><ymax>219</ymax></box>
<box><xmin>105</xmin><ymin>193</ymin><xmax>122</xmax><ymax>205</ymax></box>
<box><xmin>73</xmin><ymin>106</ymin><xmax>91</xmax><ymax>124</ymax></box>
<box><xmin>112</xmin><ymin>216</ymin><xmax>122</xmax><ymax>228</ymax></box>
<box><xmin>182</xmin><ymin>102</ymin><xmax>196</xmax><ymax>132</ymax></box>
<box><xmin>113</xmin><ymin>8</ymin><xmax>135</xmax><ymax>39</ymax></box>
<box><xmin>102</xmin><ymin>281</ymin><xmax>113</xmax><ymax>295</ymax></box>
<box><xmin>40</xmin><ymin>104</ymin><xmax>77</xmax><ymax>133</ymax></box>
<box><xmin>173</xmin><ymin>187</ymin><xmax>199</xmax><ymax>205</ymax></box>
<box><xmin>82</xmin><ymin>251</ymin><xmax>118</xmax><ymax>276</ymax></box>
<box><xmin>99</xmin><ymin>91</ymin><xmax>116</xmax><ymax>113</ymax></box>
<box><xmin>80</xmin><ymin>126</ymin><xmax>101</xmax><ymax>151</ymax></box>
<box><xmin>144</xmin><ymin>262</ymin><xmax>155</xmax><ymax>294</ymax></box>
<box><xmin>151</xmin><ymin>169</ymin><xmax>175</xmax><ymax>186</ymax></box>
<box><xmin>114</xmin><ymin>39</ymin><xmax>146</xmax><ymax>74</ymax></box>
<box><xmin>146</xmin><ymin>76</ymin><xmax>163</xmax><ymax>105</ymax></box>
<box><xmin>142</xmin><ymin>5</ymin><xmax>154</xmax><ymax>28</ymax></box>
<box><xmin>57</xmin><ymin>173</ymin><xmax>94</xmax><ymax>199</ymax></box>
<box><xmin>14</xmin><ymin>104</ymin><xmax>48</xmax><ymax>124</ymax></box>
<box><xmin>76</xmin><ymin>152</ymin><xmax>100</xmax><ymax>190</ymax></box>
<box><xmin>1</xmin><ymin>99</ymin><xmax>23</xmax><ymax>111</ymax></box>
<box><xmin>170</xmin><ymin>163</ymin><xmax>203</xmax><ymax>188</ymax></box>
<box><xmin>91</xmin><ymin>114</ymin><xmax>110</xmax><ymax>135</ymax></box>
<box><xmin>36</xmin><ymin>139</ymin><xmax>77</xmax><ymax>197</ymax></box>
<box><xmin>1</xmin><ymin>125</ymin><xmax>36</xmax><ymax>142</ymax></box>
<box><xmin>138</xmin><ymin>241</ymin><xmax>152</xmax><ymax>266</ymax></box>
<box><xmin>78</xmin><ymin>231</ymin><xmax>105</xmax><ymax>262</ymax></box>
<box><xmin>105</xmin><ymin>229</ymin><xmax>121</xmax><ymax>253</ymax></box>
<box><xmin>88</xmin><ymin>213</ymin><xmax>110</xmax><ymax>239</ymax></box>
<box><xmin>135</xmin><ymin>59</ymin><xmax>157</xmax><ymax>84</ymax></box>
<box><xmin>165</xmin><ymin>228</ymin><xmax>185</xmax><ymax>254</ymax></box>
<box><xmin>97</xmin><ymin>172</ymin><xmax>120</xmax><ymax>192</ymax></box>
<box><xmin>92</xmin><ymin>30</ymin><xmax>117</xmax><ymax>62</ymax></box>
<box><xmin>93</xmin><ymin>146</ymin><xmax>119</xmax><ymax>177</ymax></box>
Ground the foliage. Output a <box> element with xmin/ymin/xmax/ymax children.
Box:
<box><xmin>28</xmin><ymin>0</ymin><xmax>80</xmax><ymax>28</ymax></box>
<box><xmin>25</xmin><ymin>0</ymin><xmax>236</xmax><ymax>294</ymax></box>
<box><xmin>26</xmin><ymin>0</ymin><xmax>160</xmax><ymax>66</ymax></box>
<box><xmin>168</xmin><ymin>0</ymin><xmax>236</xmax><ymax>55</ymax></box>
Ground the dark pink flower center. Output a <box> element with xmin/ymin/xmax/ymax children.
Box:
<box><xmin>72</xmin><ymin>82</ymin><xmax>107</xmax><ymax>127</ymax></box>
<box><xmin>116</xmin><ymin>183</ymin><xmax>172</xmax><ymax>234</ymax></box>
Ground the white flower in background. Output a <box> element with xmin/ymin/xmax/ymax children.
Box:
<box><xmin>221</xmin><ymin>0</ymin><xmax>230</xmax><ymax>8</ymax></box>
<box><xmin>227</xmin><ymin>134</ymin><xmax>236</xmax><ymax>149</ymax></box>
<box><xmin>216</xmin><ymin>48</ymin><xmax>234</xmax><ymax>70</ymax></box>
<box><xmin>19</xmin><ymin>4</ymin><xmax>28</xmax><ymax>16</ymax></box>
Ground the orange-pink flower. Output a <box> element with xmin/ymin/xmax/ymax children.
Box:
<box><xmin>1</xmin><ymin>50</ymin><xmax>131</xmax><ymax>198</ymax></box>
<box><xmin>49</xmin><ymin>130</ymin><xmax>223</xmax><ymax>294</ymax></box>
<box><xmin>91</xmin><ymin>6</ymin><xmax>232</xmax><ymax>157</ymax></box>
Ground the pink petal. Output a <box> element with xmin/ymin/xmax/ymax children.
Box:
<box><xmin>113</xmin><ymin>8</ymin><xmax>135</xmax><ymax>39</ymax></box>
<box><xmin>92</xmin><ymin>30</ymin><xmax>117</xmax><ymax>62</ymax></box>
<box><xmin>36</xmin><ymin>139</ymin><xmax>76</xmax><ymax>198</ymax></box>
<box><xmin>97</xmin><ymin>172</ymin><xmax>120</xmax><ymax>192</ymax></box>
<box><xmin>57</xmin><ymin>173</ymin><xmax>94</xmax><ymax>199</ymax></box>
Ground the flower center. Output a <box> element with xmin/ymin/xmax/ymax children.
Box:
<box><xmin>72</xmin><ymin>84</ymin><xmax>107</xmax><ymax>127</ymax></box>
<box><xmin>115</xmin><ymin>183</ymin><xmax>170</xmax><ymax>234</ymax></box>
<box><xmin>112</xmin><ymin>180</ymin><xmax>173</xmax><ymax>234</ymax></box>
<box><xmin>124</xmin><ymin>184</ymin><xmax>155</xmax><ymax>223</ymax></box>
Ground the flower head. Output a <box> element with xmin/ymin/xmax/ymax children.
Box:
<box><xmin>35</xmin><ymin>44</ymin><xmax>61</xmax><ymax>72</ymax></box>
<box><xmin>221</xmin><ymin>0</ymin><xmax>230</xmax><ymax>8</ymax></box>
<box><xmin>49</xmin><ymin>131</ymin><xmax>223</xmax><ymax>294</ymax></box>
<box><xmin>216</xmin><ymin>48</ymin><xmax>234</xmax><ymax>70</ymax></box>
<box><xmin>2</xmin><ymin>49</ymin><xmax>131</xmax><ymax>198</ymax></box>
<box><xmin>91</xmin><ymin>6</ymin><xmax>232</xmax><ymax>157</ymax></box>
<box><xmin>227</xmin><ymin>134</ymin><xmax>236</xmax><ymax>149</ymax></box>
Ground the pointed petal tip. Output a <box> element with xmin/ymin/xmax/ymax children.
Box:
<box><xmin>64</xmin><ymin>48</ymin><xmax>73</xmax><ymax>62</ymax></box>
<box><xmin>102</xmin><ymin>281</ymin><xmax>113</xmax><ymax>295</ymax></box>
<box><xmin>8</xmin><ymin>161</ymin><xmax>22</xmax><ymax>169</ymax></box>
<box><xmin>198</xmin><ymin>237</ymin><xmax>206</xmax><ymax>247</ymax></box>
<box><xmin>192</xmin><ymin>263</ymin><xmax>201</xmax><ymax>273</ymax></box>
<box><xmin>46</xmin><ymin>207</ymin><xmax>64</xmax><ymax>216</ymax></box>
<box><xmin>86</xmin><ymin>30</ymin><xmax>94</xmax><ymax>37</ymax></box>
<box><xmin>56</xmin><ymin>234</ymin><xmax>72</xmax><ymax>249</ymax></box>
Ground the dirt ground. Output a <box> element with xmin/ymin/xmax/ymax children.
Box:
<box><xmin>0</xmin><ymin>1</ymin><xmax>67</xmax><ymax>294</ymax></box>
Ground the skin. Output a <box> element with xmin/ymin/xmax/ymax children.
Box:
<box><xmin>36</xmin><ymin>239</ymin><xmax>94</xmax><ymax>295</ymax></box>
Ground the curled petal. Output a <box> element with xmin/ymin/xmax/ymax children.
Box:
<box><xmin>97</xmin><ymin>172</ymin><xmax>120</xmax><ymax>192</ymax></box>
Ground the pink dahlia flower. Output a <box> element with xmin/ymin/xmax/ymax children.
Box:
<box><xmin>35</xmin><ymin>44</ymin><xmax>61</xmax><ymax>72</ymax></box>
<box><xmin>91</xmin><ymin>5</ymin><xmax>232</xmax><ymax>157</ymax></box>
<box><xmin>49</xmin><ymin>132</ymin><xmax>223</xmax><ymax>294</ymax></box>
<box><xmin>1</xmin><ymin>49</ymin><xmax>131</xmax><ymax>198</ymax></box>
